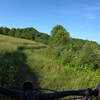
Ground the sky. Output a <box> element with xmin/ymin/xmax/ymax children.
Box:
<box><xmin>0</xmin><ymin>0</ymin><xmax>100</xmax><ymax>43</ymax></box>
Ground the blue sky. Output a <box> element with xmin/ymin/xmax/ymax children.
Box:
<box><xmin>0</xmin><ymin>0</ymin><xmax>100</xmax><ymax>43</ymax></box>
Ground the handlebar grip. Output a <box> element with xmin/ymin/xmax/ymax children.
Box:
<box><xmin>93</xmin><ymin>89</ymin><xmax>98</xmax><ymax>97</ymax></box>
<box><xmin>88</xmin><ymin>88</ymin><xmax>98</xmax><ymax>97</ymax></box>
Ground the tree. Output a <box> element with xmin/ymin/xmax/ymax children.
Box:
<box><xmin>49</xmin><ymin>25</ymin><xmax>70</xmax><ymax>47</ymax></box>
<box><xmin>35</xmin><ymin>32</ymin><xmax>50</xmax><ymax>44</ymax></box>
<box><xmin>8</xmin><ymin>28</ymin><xmax>16</xmax><ymax>36</ymax></box>
<box><xmin>0</xmin><ymin>27</ymin><xmax>10</xmax><ymax>35</ymax></box>
<box><xmin>76</xmin><ymin>41</ymin><xmax>100</xmax><ymax>70</ymax></box>
<box><xmin>0</xmin><ymin>28</ymin><xmax>2</xmax><ymax>34</ymax></box>
<box><xmin>15</xmin><ymin>29</ymin><xmax>21</xmax><ymax>38</ymax></box>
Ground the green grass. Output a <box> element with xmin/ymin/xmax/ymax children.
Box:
<box><xmin>0</xmin><ymin>34</ymin><xmax>100</xmax><ymax>99</ymax></box>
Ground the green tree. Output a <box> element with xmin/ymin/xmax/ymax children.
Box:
<box><xmin>49</xmin><ymin>25</ymin><xmax>70</xmax><ymax>47</ymax></box>
<box><xmin>35</xmin><ymin>32</ymin><xmax>50</xmax><ymax>44</ymax></box>
<box><xmin>0</xmin><ymin>27</ymin><xmax>10</xmax><ymax>35</ymax></box>
<box><xmin>8</xmin><ymin>28</ymin><xmax>16</xmax><ymax>36</ymax></box>
<box><xmin>76</xmin><ymin>41</ymin><xmax>100</xmax><ymax>70</ymax></box>
<box><xmin>0</xmin><ymin>28</ymin><xmax>2</xmax><ymax>34</ymax></box>
<box><xmin>15</xmin><ymin>29</ymin><xmax>21</xmax><ymax>38</ymax></box>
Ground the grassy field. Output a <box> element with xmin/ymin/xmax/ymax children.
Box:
<box><xmin>0</xmin><ymin>35</ymin><xmax>100</xmax><ymax>99</ymax></box>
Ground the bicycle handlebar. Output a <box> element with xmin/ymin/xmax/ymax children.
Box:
<box><xmin>38</xmin><ymin>88</ymin><xmax>98</xmax><ymax>99</ymax></box>
<box><xmin>0</xmin><ymin>87</ymin><xmax>25</xmax><ymax>99</ymax></box>
<box><xmin>0</xmin><ymin>81</ymin><xmax>99</xmax><ymax>100</ymax></box>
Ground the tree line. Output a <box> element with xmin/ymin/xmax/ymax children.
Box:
<box><xmin>0</xmin><ymin>27</ymin><xmax>50</xmax><ymax>44</ymax></box>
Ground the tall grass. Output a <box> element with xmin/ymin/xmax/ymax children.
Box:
<box><xmin>0</xmin><ymin>34</ymin><xmax>100</xmax><ymax>100</ymax></box>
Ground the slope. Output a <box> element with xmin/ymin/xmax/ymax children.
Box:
<box><xmin>0</xmin><ymin>34</ymin><xmax>100</xmax><ymax>96</ymax></box>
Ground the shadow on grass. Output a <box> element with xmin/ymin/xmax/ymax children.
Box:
<box><xmin>0</xmin><ymin>43</ymin><xmax>43</xmax><ymax>100</ymax></box>
<box><xmin>0</xmin><ymin>50</ymin><xmax>40</xmax><ymax>89</ymax></box>
<box><xmin>23</xmin><ymin>43</ymin><xmax>36</xmax><ymax>45</ymax></box>
<box><xmin>18</xmin><ymin>45</ymin><xmax>46</xmax><ymax>51</ymax></box>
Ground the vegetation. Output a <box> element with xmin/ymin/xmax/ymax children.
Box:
<box><xmin>49</xmin><ymin>25</ymin><xmax>70</xmax><ymax>47</ymax></box>
<box><xmin>0</xmin><ymin>27</ymin><xmax>49</xmax><ymax>44</ymax></box>
<box><xmin>0</xmin><ymin>25</ymin><xmax>100</xmax><ymax>99</ymax></box>
<box><xmin>48</xmin><ymin>25</ymin><xmax>100</xmax><ymax>71</ymax></box>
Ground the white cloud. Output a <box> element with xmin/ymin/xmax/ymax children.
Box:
<box><xmin>86</xmin><ymin>14</ymin><xmax>97</xmax><ymax>19</ymax></box>
<box><xmin>84</xmin><ymin>5</ymin><xmax>100</xmax><ymax>19</ymax></box>
<box><xmin>87</xmin><ymin>6</ymin><xmax>100</xmax><ymax>11</ymax></box>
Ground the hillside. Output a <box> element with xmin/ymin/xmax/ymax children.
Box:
<box><xmin>0</xmin><ymin>35</ymin><xmax>100</xmax><ymax>88</ymax></box>
<box><xmin>0</xmin><ymin>27</ymin><xmax>50</xmax><ymax>44</ymax></box>
<box><xmin>0</xmin><ymin>34</ymin><xmax>100</xmax><ymax>99</ymax></box>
